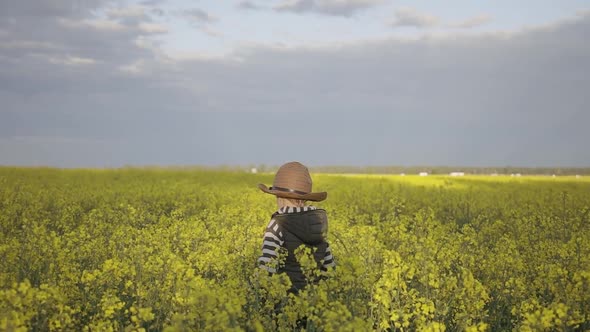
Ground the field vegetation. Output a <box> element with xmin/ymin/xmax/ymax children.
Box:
<box><xmin>1</xmin><ymin>167</ymin><xmax>589</xmax><ymax>331</ymax></box>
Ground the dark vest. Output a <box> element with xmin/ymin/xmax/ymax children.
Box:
<box><xmin>273</xmin><ymin>209</ymin><xmax>329</xmax><ymax>294</ymax></box>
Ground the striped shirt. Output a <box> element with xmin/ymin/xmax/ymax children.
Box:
<box><xmin>257</xmin><ymin>205</ymin><xmax>336</xmax><ymax>274</ymax></box>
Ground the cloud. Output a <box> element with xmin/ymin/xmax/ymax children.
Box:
<box><xmin>118</xmin><ymin>59</ymin><xmax>148</xmax><ymax>75</ymax></box>
<box><xmin>138</xmin><ymin>22</ymin><xmax>168</xmax><ymax>34</ymax></box>
<box><xmin>140</xmin><ymin>0</ymin><xmax>165</xmax><ymax>5</ymax></box>
<box><xmin>59</xmin><ymin>18</ymin><xmax>127</xmax><ymax>31</ymax></box>
<box><xmin>274</xmin><ymin>0</ymin><xmax>383</xmax><ymax>17</ymax></box>
<box><xmin>0</xmin><ymin>0</ymin><xmax>168</xmax><ymax>98</ymax></box>
<box><xmin>390</xmin><ymin>7</ymin><xmax>440</xmax><ymax>28</ymax></box>
<box><xmin>183</xmin><ymin>8</ymin><xmax>217</xmax><ymax>25</ymax></box>
<box><xmin>447</xmin><ymin>15</ymin><xmax>492</xmax><ymax>29</ymax></box>
<box><xmin>106</xmin><ymin>6</ymin><xmax>148</xmax><ymax>18</ymax></box>
<box><xmin>53</xmin><ymin>3</ymin><xmax>169</xmax><ymax>35</ymax></box>
<box><xmin>390</xmin><ymin>8</ymin><xmax>491</xmax><ymax>30</ymax></box>
<box><xmin>237</xmin><ymin>1</ymin><xmax>261</xmax><ymax>10</ymax></box>
<box><xmin>0</xmin><ymin>0</ymin><xmax>109</xmax><ymax>18</ymax></box>
<box><xmin>49</xmin><ymin>55</ymin><xmax>98</xmax><ymax>66</ymax></box>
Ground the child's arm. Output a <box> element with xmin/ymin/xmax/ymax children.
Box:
<box><xmin>322</xmin><ymin>243</ymin><xmax>336</xmax><ymax>270</ymax></box>
<box><xmin>257</xmin><ymin>218</ymin><xmax>284</xmax><ymax>273</ymax></box>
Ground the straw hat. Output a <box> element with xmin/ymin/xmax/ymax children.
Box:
<box><xmin>258</xmin><ymin>161</ymin><xmax>327</xmax><ymax>201</ymax></box>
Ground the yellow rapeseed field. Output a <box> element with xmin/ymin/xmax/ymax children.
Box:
<box><xmin>1</xmin><ymin>168</ymin><xmax>589</xmax><ymax>331</ymax></box>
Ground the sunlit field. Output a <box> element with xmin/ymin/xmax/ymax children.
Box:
<box><xmin>1</xmin><ymin>167</ymin><xmax>589</xmax><ymax>331</ymax></box>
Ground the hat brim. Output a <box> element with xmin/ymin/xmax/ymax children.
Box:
<box><xmin>258</xmin><ymin>183</ymin><xmax>327</xmax><ymax>202</ymax></box>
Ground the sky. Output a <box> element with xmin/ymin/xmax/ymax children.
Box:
<box><xmin>0</xmin><ymin>0</ymin><xmax>589</xmax><ymax>168</ymax></box>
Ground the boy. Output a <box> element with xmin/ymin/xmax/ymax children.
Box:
<box><xmin>257</xmin><ymin>161</ymin><xmax>335</xmax><ymax>294</ymax></box>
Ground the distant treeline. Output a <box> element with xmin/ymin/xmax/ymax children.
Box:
<box><xmin>2</xmin><ymin>165</ymin><xmax>588</xmax><ymax>176</ymax></box>
<box><xmin>310</xmin><ymin>166</ymin><xmax>590</xmax><ymax>176</ymax></box>
<box><xmin>246</xmin><ymin>165</ymin><xmax>590</xmax><ymax>176</ymax></box>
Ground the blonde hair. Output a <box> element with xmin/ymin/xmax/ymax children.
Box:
<box><xmin>277</xmin><ymin>197</ymin><xmax>305</xmax><ymax>208</ymax></box>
